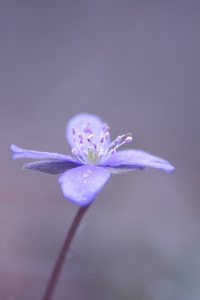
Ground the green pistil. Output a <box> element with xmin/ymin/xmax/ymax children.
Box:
<box><xmin>88</xmin><ymin>150</ymin><xmax>93</xmax><ymax>163</ymax></box>
<box><xmin>94</xmin><ymin>151</ymin><xmax>99</xmax><ymax>164</ymax></box>
<box><xmin>88</xmin><ymin>150</ymin><xmax>99</xmax><ymax>165</ymax></box>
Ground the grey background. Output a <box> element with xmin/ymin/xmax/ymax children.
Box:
<box><xmin>1</xmin><ymin>1</ymin><xmax>200</xmax><ymax>299</ymax></box>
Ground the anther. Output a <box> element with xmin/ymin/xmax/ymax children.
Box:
<box><xmin>110</xmin><ymin>149</ymin><xmax>116</xmax><ymax>155</ymax></box>
<box><xmin>98</xmin><ymin>152</ymin><xmax>104</xmax><ymax>158</ymax></box>
<box><xmin>116</xmin><ymin>136</ymin><xmax>121</xmax><ymax>144</ymax></box>
<box><xmin>78</xmin><ymin>133</ymin><xmax>84</xmax><ymax>140</ymax></box>
<box><xmin>72</xmin><ymin>148</ymin><xmax>78</xmax><ymax>155</ymax></box>
<box><xmin>105</xmin><ymin>126</ymin><xmax>110</xmax><ymax>132</ymax></box>
<box><xmin>87</xmin><ymin>135</ymin><xmax>94</xmax><ymax>143</ymax></box>
<box><xmin>83</xmin><ymin>150</ymin><xmax>88</xmax><ymax>156</ymax></box>
<box><xmin>105</xmin><ymin>132</ymin><xmax>110</xmax><ymax>140</ymax></box>
<box><xmin>100</xmin><ymin>137</ymin><xmax>104</xmax><ymax>143</ymax></box>
<box><xmin>88</xmin><ymin>134</ymin><xmax>94</xmax><ymax>141</ymax></box>
<box><xmin>125</xmin><ymin>137</ymin><xmax>132</xmax><ymax>143</ymax></box>
<box><xmin>102</xmin><ymin>123</ymin><xmax>108</xmax><ymax>131</ymax></box>
<box><xmin>72</xmin><ymin>128</ymin><xmax>76</xmax><ymax>135</ymax></box>
<box><xmin>79</xmin><ymin>144</ymin><xmax>84</xmax><ymax>151</ymax></box>
<box><xmin>83</xmin><ymin>122</ymin><xmax>92</xmax><ymax>133</ymax></box>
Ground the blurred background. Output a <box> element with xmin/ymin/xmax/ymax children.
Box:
<box><xmin>1</xmin><ymin>1</ymin><xmax>200</xmax><ymax>299</ymax></box>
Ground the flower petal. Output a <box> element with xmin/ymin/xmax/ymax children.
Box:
<box><xmin>66</xmin><ymin>113</ymin><xmax>110</xmax><ymax>148</ymax></box>
<box><xmin>104</xmin><ymin>149</ymin><xmax>175</xmax><ymax>173</ymax></box>
<box><xmin>23</xmin><ymin>160</ymin><xmax>78</xmax><ymax>174</ymax></box>
<box><xmin>10</xmin><ymin>144</ymin><xmax>81</xmax><ymax>164</ymax></box>
<box><xmin>58</xmin><ymin>165</ymin><xmax>110</xmax><ymax>206</ymax></box>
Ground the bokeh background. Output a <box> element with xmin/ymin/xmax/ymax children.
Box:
<box><xmin>1</xmin><ymin>1</ymin><xmax>200</xmax><ymax>299</ymax></box>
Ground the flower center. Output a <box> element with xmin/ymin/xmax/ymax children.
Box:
<box><xmin>71</xmin><ymin>121</ymin><xmax>132</xmax><ymax>165</ymax></box>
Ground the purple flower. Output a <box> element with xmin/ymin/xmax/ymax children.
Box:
<box><xmin>11</xmin><ymin>113</ymin><xmax>175</xmax><ymax>206</ymax></box>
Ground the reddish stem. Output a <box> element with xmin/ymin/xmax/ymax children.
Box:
<box><xmin>42</xmin><ymin>203</ymin><xmax>91</xmax><ymax>300</ymax></box>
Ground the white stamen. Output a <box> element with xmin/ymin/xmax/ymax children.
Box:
<box><xmin>116</xmin><ymin>136</ymin><xmax>121</xmax><ymax>144</ymax></box>
<box><xmin>70</xmin><ymin>120</ymin><xmax>132</xmax><ymax>165</ymax></box>
<box><xmin>83</xmin><ymin>122</ymin><xmax>92</xmax><ymax>133</ymax></box>
<box><xmin>105</xmin><ymin>132</ymin><xmax>110</xmax><ymax>140</ymax></box>
<box><xmin>110</xmin><ymin>149</ymin><xmax>116</xmax><ymax>155</ymax></box>
<box><xmin>98</xmin><ymin>152</ymin><xmax>104</xmax><ymax>158</ymax></box>
<box><xmin>125</xmin><ymin>137</ymin><xmax>132</xmax><ymax>143</ymax></box>
<box><xmin>72</xmin><ymin>128</ymin><xmax>76</xmax><ymax>135</ymax></box>
<box><xmin>78</xmin><ymin>133</ymin><xmax>84</xmax><ymax>140</ymax></box>
<box><xmin>72</xmin><ymin>148</ymin><xmax>78</xmax><ymax>155</ymax></box>
<box><xmin>87</xmin><ymin>134</ymin><xmax>94</xmax><ymax>142</ymax></box>
<box><xmin>105</xmin><ymin>126</ymin><xmax>110</xmax><ymax>132</ymax></box>
<box><xmin>107</xmin><ymin>142</ymin><xmax>115</xmax><ymax>149</ymax></box>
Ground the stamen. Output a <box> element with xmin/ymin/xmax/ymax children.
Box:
<box><xmin>125</xmin><ymin>136</ymin><xmax>132</xmax><ymax>143</ymax></box>
<box><xmin>98</xmin><ymin>152</ymin><xmax>104</xmax><ymax>158</ymax></box>
<box><xmin>105</xmin><ymin>126</ymin><xmax>110</xmax><ymax>132</ymax></box>
<box><xmin>83</xmin><ymin>122</ymin><xmax>92</xmax><ymax>133</ymax></box>
<box><xmin>102</xmin><ymin>123</ymin><xmax>109</xmax><ymax>132</ymax></box>
<box><xmin>70</xmin><ymin>121</ymin><xmax>132</xmax><ymax>166</ymax></box>
<box><xmin>79</xmin><ymin>144</ymin><xmax>84</xmax><ymax>151</ymax></box>
<box><xmin>107</xmin><ymin>142</ymin><xmax>115</xmax><ymax>149</ymax></box>
<box><xmin>105</xmin><ymin>132</ymin><xmax>110</xmax><ymax>140</ymax></box>
<box><xmin>87</xmin><ymin>134</ymin><xmax>94</xmax><ymax>142</ymax></box>
<box><xmin>72</xmin><ymin>148</ymin><xmax>78</xmax><ymax>155</ymax></box>
<box><xmin>72</xmin><ymin>128</ymin><xmax>76</xmax><ymax>135</ymax></box>
<box><xmin>110</xmin><ymin>149</ymin><xmax>116</xmax><ymax>155</ymax></box>
<box><xmin>100</xmin><ymin>137</ymin><xmax>104</xmax><ymax>143</ymax></box>
<box><xmin>116</xmin><ymin>136</ymin><xmax>121</xmax><ymax>144</ymax></box>
<box><xmin>83</xmin><ymin>150</ymin><xmax>88</xmax><ymax>156</ymax></box>
<box><xmin>78</xmin><ymin>133</ymin><xmax>84</xmax><ymax>140</ymax></box>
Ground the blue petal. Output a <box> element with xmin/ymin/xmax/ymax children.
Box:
<box><xmin>58</xmin><ymin>165</ymin><xmax>110</xmax><ymax>206</ymax></box>
<box><xmin>23</xmin><ymin>160</ymin><xmax>78</xmax><ymax>174</ymax></box>
<box><xmin>104</xmin><ymin>149</ymin><xmax>175</xmax><ymax>173</ymax></box>
<box><xmin>10</xmin><ymin>144</ymin><xmax>81</xmax><ymax>164</ymax></box>
<box><xmin>66</xmin><ymin>113</ymin><xmax>110</xmax><ymax>149</ymax></box>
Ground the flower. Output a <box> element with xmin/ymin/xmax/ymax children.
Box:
<box><xmin>10</xmin><ymin>113</ymin><xmax>175</xmax><ymax>206</ymax></box>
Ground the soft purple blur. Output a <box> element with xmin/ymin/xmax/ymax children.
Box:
<box><xmin>1</xmin><ymin>1</ymin><xmax>200</xmax><ymax>300</ymax></box>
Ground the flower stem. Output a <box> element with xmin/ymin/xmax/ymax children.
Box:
<box><xmin>42</xmin><ymin>203</ymin><xmax>91</xmax><ymax>300</ymax></box>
